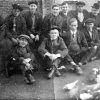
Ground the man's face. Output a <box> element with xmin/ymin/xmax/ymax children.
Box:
<box><xmin>62</xmin><ymin>4</ymin><xmax>69</xmax><ymax>13</ymax></box>
<box><xmin>29</xmin><ymin>4</ymin><xmax>37</xmax><ymax>13</ymax></box>
<box><xmin>85</xmin><ymin>23</ymin><xmax>94</xmax><ymax>31</ymax></box>
<box><xmin>49</xmin><ymin>29</ymin><xmax>59</xmax><ymax>40</ymax></box>
<box><xmin>91</xmin><ymin>8</ymin><xmax>99</xmax><ymax>16</ymax></box>
<box><xmin>77</xmin><ymin>5</ymin><xmax>84</xmax><ymax>12</ymax></box>
<box><xmin>69</xmin><ymin>21</ymin><xmax>78</xmax><ymax>31</ymax></box>
<box><xmin>52</xmin><ymin>6</ymin><xmax>60</xmax><ymax>16</ymax></box>
<box><xmin>19</xmin><ymin>38</ymin><xmax>28</xmax><ymax>47</ymax></box>
<box><xmin>12</xmin><ymin>9</ymin><xmax>20</xmax><ymax>16</ymax></box>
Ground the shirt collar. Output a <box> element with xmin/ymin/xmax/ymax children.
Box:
<box><xmin>70</xmin><ymin>30</ymin><xmax>77</xmax><ymax>35</ymax></box>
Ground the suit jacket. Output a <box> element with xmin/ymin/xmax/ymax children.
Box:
<box><xmin>67</xmin><ymin>9</ymin><xmax>89</xmax><ymax>30</ymax></box>
<box><xmin>5</xmin><ymin>13</ymin><xmax>27</xmax><ymax>39</ymax></box>
<box><xmin>64</xmin><ymin>30</ymin><xmax>88</xmax><ymax>53</ymax></box>
<box><xmin>83</xmin><ymin>27</ymin><xmax>99</xmax><ymax>47</ymax></box>
<box><xmin>42</xmin><ymin>13</ymin><xmax>63</xmax><ymax>37</ymax></box>
<box><xmin>22</xmin><ymin>10</ymin><xmax>42</xmax><ymax>36</ymax></box>
<box><xmin>38</xmin><ymin>37</ymin><xmax>68</xmax><ymax>58</ymax></box>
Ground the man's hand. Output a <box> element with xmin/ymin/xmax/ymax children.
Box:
<box><xmin>30</xmin><ymin>34</ymin><xmax>35</xmax><ymax>39</ymax></box>
<box><xmin>93</xmin><ymin>46</ymin><xmax>98</xmax><ymax>50</ymax></box>
<box><xmin>49</xmin><ymin>54</ymin><xmax>61</xmax><ymax>61</ymax></box>
<box><xmin>35</xmin><ymin>35</ymin><xmax>39</xmax><ymax>41</ymax></box>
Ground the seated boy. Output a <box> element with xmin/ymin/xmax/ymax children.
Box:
<box><xmin>38</xmin><ymin>26</ymin><xmax>68</xmax><ymax>79</ymax></box>
<box><xmin>64</xmin><ymin>18</ymin><xmax>88</xmax><ymax>74</ymax></box>
<box><xmin>12</xmin><ymin>34</ymin><xmax>37</xmax><ymax>84</ymax></box>
<box><xmin>83</xmin><ymin>18</ymin><xmax>100</xmax><ymax>62</ymax></box>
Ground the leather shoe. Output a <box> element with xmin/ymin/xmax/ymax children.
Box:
<box><xmin>48</xmin><ymin>67</ymin><xmax>56</xmax><ymax>79</ymax></box>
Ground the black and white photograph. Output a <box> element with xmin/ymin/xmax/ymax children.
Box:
<box><xmin>0</xmin><ymin>0</ymin><xmax>100</xmax><ymax>100</ymax></box>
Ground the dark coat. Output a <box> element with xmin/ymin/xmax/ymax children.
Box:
<box><xmin>59</xmin><ymin>11</ymin><xmax>70</xmax><ymax>32</ymax></box>
<box><xmin>83</xmin><ymin>27</ymin><xmax>99</xmax><ymax>47</ymax></box>
<box><xmin>42</xmin><ymin>13</ymin><xmax>63</xmax><ymax>37</ymax></box>
<box><xmin>5</xmin><ymin>13</ymin><xmax>27</xmax><ymax>39</ymax></box>
<box><xmin>67</xmin><ymin>9</ymin><xmax>89</xmax><ymax>30</ymax></box>
<box><xmin>22</xmin><ymin>10</ymin><xmax>42</xmax><ymax>36</ymax></box>
<box><xmin>64</xmin><ymin>30</ymin><xmax>88</xmax><ymax>54</ymax></box>
<box><xmin>89</xmin><ymin>12</ymin><xmax>100</xmax><ymax>28</ymax></box>
<box><xmin>38</xmin><ymin>37</ymin><xmax>68</xmax><ymax>58</ymax></box>
<box><xmin>13</xmin><ymin>44</ymin><xmax>35</xmax><ymax>62</ymax></box>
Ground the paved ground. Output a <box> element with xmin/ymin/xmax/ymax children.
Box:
<box><xmin>0</xmin><ymin>58</ymin><xmax>100</xmax><ymax>100</ymax></box>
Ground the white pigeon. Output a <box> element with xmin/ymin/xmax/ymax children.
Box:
<box><xmin>63</xmin><ymin>80</ymin><xmax>79</xmax><ymax>90</ymax></box>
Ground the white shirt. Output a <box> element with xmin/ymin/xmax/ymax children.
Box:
<box><xmin>78</xmin><ymin>12</ymin><xmax>84</xmax><ymax>22</ymax></box>
<box><xmin>70</xmin><ymin>30</ymin><xmax>77</xmax><ymax>38</ymax></box>
<box><xmin>89</xmin><ymin>31</ymin><xmax>92</xmax><ymax>38</ymax></box>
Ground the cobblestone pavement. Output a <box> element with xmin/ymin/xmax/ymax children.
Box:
<box><xmin>0</xmin><ymin>59</ymin><xmax>100</xmax><ymax>100</ymax></box>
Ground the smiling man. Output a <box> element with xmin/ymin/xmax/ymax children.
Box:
<box><xmin>42</xmin><ymin>4</ymin><xmax>63</xmax><ymax>38</ymax></box>
<box><xmin>22</xmin><ymin>1</ymin><xmax>42</xmax><ymax>51</ymax></box>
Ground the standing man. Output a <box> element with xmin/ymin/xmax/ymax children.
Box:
<box><xmin>42</xmin><ymin>4</ymin><xmax>63</xmax><ymax>38</ymax></box>
<box><xmin>59</xmin><ymin>1</ymin><xmax>70</xmax><ymax>34</ymax></box>
<box><xmin>5</xmin><ymin>4</ymin><xmax>26</xmax><ymax>42</ymax></box>
<box><xmin>67</xmin><ymin>1</ymin><xmax>89</xmax><ymax>30</ymax></box>
<box><xmin>89</xmin><ymin>3</ymin><xmax>100</xmax><ymax>35</ymax></box>
<box><xmin>22</xmin><ymin>1</ymin><xmax>42</xmax><ymax>51</ymax></box>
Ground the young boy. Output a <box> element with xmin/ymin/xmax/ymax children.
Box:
<box><xmin>64</xmin><ymin>18</ymin><xmax>88</xmax><ymax>74</ymax></box>
<box><xmin>38</xmin><ymin>26</ymin><xmax>68</xmax><ymax>79</ymax></box>
<box><xmin>12</xmin><ymin>34</ymin><xmax>37</xmax><ymax>84</ymax></box>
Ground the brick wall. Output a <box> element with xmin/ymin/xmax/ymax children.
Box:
<box><xmin>0</xmin><ymin>0</ymin><xmax>42</xmax><ymax>19</ymax></box>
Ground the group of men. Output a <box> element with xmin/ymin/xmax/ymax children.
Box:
<box><xmin>0</xmin><ymin>0</ymin><xmax>100</xmax><ymax>84</ymax></box>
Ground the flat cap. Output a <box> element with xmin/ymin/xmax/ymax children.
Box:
<box><xmin>76</xmin><ymin>1</ymin><xmax>85</xmax><ymax>6</ymax></box>
<box><xmin>28</xmin><ymin>1</ymin><xmax>38</xmax><ymax>5</ymax></box>
<box><xmin>85</xmin><ymin>18</ymin><xmax>95</xmax><ymax>24</ymax></box>
<box><xmin>92</xmin><ymin>3</ymin><xmax>100</xmax><ymax>9</ymax></box>
<box><xmin>18</xmin><ymin>34</ymin><xmax>31</xmax><ymax>41</ymax></box>
<box><xmin>12</xmin><ymin>4</ymin><xmax>23</xmax><ymax>11</ymax></box>
<box><xmin>50</xmin><ymin>26</ymin><xmax>61</xmax><ymax>32</ymax></box>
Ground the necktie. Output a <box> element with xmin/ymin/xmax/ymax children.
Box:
<box><xmin>13</xmin><ymin>17</ymin><xmax>16</xmax><ymax>32</ymax></box>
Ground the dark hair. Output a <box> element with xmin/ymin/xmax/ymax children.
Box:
<box><xmin>52</xmin><ymin>4</ymin><xmax>60</xmax><ymax>9</ymax></box>
<box><xmin>69</xmin><ymin>18</ymin><xmax>77</xmax><ymax>25</ymax></box>
<box><xmin>61</xmin><ymin>1</ymin><xmax>68</xmax><ymax>6</ymax></box>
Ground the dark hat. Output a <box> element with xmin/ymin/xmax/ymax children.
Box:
<box><xmin>76</xmin><ymin>1</ymin><xmax>85</xmax><ymax>6</ymax></box>
<box><xmin>28</xmin><ymin>1</ymin><xmax>38</xmax><ymax>5</ymax></box>
<box><xmin>61</xmin><ymin>1</ymin><xmax>68</xmax><ymax>6</ymax></box>
<box><xmin>85</xmin><ymin>18</ymin><xmax>95</xmax><ymax>24</ymax></box>
<box><xmin>18</xmin><ymin>34</ymin><xmax>30</xmax><ymax>42</ymax></box>
<box><xmin>92</xmin><ymin>3</ymin><xmax>100</xmax><ymax>9</ymax></box>
<box><xmin>12</xmin><ymin>4</ymin><xmax>23</xmax><ymax>11</ymax></box>
<box><xmin>50</xmin><ymin>26</ymin><xmax>61</xmax><ymax>32</ymax></box>
<box><xmin>52</xmin><ymin>4</ymin><xmax>60</xmax><ymax>9</ymax></box>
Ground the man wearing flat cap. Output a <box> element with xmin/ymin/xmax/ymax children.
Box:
<box><xmin>67</xmin><ymin>1</ymin><xmax>89</xmax><ymax>30</ymax></box>
<box><xmin>83</xmin><ymin>18</ymin><xmax>99</xmax><ymax>63</ymax></box>
<box><xmin>22</xmin><ymin>0</ymin><xmax>42</xmax><ymax>51</ymax></box>
<box><xmin>89</xmin><ymin>3</ymin><xmax>100</xmax><ymax>35</ymax></box>
<box><xmin>5</xmin><ymin>4</ymin><xmax>27</xmax><ymax>40</ymax></box>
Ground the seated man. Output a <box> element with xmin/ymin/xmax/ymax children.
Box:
<box><xmin>83</xmin><ymin>18</ymin><xmax>100</xmax><ymax>62</ymax></box>
<box><xmin>38</xmin><ymin>26</ymin><xmax>68</xmax><ymax>79</ymax></box>
<box><xmin>64</xmin><ymin>18</ymin><xmax>88</xmax><ymax>73</ymax></box>
<box><xmin>12</xmin><ymin>34</ymin><xmax>37</xmax><ymax>85</ymax></box>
